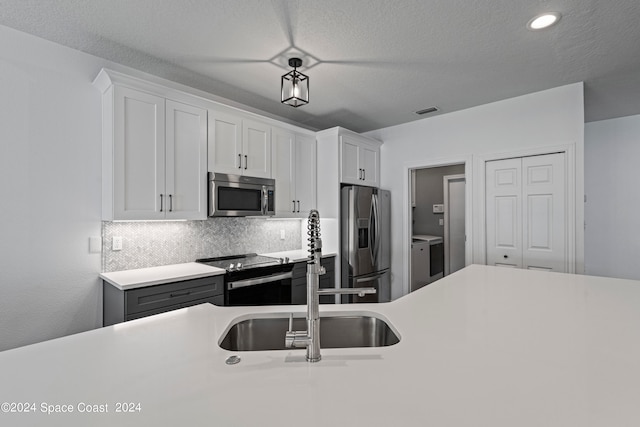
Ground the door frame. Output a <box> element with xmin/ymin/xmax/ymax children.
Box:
<box><xmin>443</xmin><ymin>174</ymin><xmax>466</xmax><ymax>276</ymax></box>
<box><xmin>403</xmin><ymin>156</ymin><xmax>473</xmax><ymax>297</ymax></box>
<box><xmin>474</xmin><ymin>144</ymin><xmax>576</xmax><ymax>273</ymax></box>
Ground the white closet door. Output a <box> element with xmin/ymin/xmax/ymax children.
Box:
<box><xmin>486</xmin><ymin>158</ymin><xmax>523</xmax><ymax>268</ymax></box>
<box><xmin>522</xmin><ymin>153</ymin><xmax>566</xmax><ymax>272</ymax></box>
<box><xmin>485</xmin><ymin>153</ymin><xmax>566</xmax><ymax>272</ymax></box>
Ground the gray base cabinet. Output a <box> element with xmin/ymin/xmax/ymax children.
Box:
<box><xmin>291</xmin><ymin>256</ymin><xmax>336</xmax><ymax>305</ymax></box>
<box><xmin>103</xmin><ymin>275</ymin><xmax>224</xmax><ymax>326</ymax></box>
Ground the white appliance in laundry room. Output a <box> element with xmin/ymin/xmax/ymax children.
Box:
<box><xmin>410</xmin><ymin>235</ymin><xmax>444</xmax><ymax>292</ymax></box>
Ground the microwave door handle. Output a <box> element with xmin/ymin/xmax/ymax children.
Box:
<box><xmin>262</xmin><ymin>186</ymin><xmax>268</xmax><ymax>215</ymax></box>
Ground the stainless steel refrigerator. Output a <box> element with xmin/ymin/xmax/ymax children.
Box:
<box><xmin>341</xmin><ymin>185</ymin><xmax>391</xmax><ymax>303</ymax></box>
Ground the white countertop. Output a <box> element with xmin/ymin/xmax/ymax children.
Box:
<box><xmin>99</xmin><ymin>262</ymin><xmax>225</xmax><ymax>290</ymax></box>
<box><xmin>2</xmin><ymin>265</ymin><xmax>640</xmax><ymax>426</ymax></box>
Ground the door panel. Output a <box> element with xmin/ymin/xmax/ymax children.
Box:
<box><xmin>114</xmin><ymin>86</ymin><xmax>165</xmax><ymax>220</ymax></box>
<box><xmin>165</xmin><ymin>100</ymin><xmax>207</xmax><ymax>219</ymax></box>
<box><xmin>522</xmin><ymin>153</ymin><xmax>565</xmax><ymax>272</ymax></box>
<box><xmin>485</xmin><ymin>158</ymin><xmax>522</xmax><ymax>268</ymax></box>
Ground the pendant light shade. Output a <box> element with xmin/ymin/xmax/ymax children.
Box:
<box><xmin>281</xmin><ymin>58</ymin><xmax>309</xmax><ymax>107</ymax></box>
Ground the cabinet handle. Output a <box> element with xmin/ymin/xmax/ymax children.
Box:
<box><xmin>160</xmin><ymin>194</ymin><xmax>164</xmax><ymax>212</ymax></box>
<box><xmin>503</xmin><ymin>255</ymin><xmax>508</xmax><ymax>259</ymax></box>
<box><xmin>292</xmin><ymin>200</ymin><xmax>296</xmax><ymax>213</ymax></box>
<box><xmin>296</xmin><ymin>200</ymin><xmax>300</xmax><ymax>212</ymax></box>
<box><xmin>170</xmin><ymin>290</ymin><xmax>191</xmax><ymax>298</ymax></box>
<box><xmin>169</xmin><ymin>194</ymin><xmax>173</xmax><ymax>212</ymax></box>
<box><xmin>363</xmin><ymin>169</ymin><xmax>366</xmax><ymax>181</ymax></box>
<box><xmin>238</xmin><ymin>153</ymin><xmax>242</xmax><ymax>169</ymax></box>
<box><xmin>244</xmin><ymin>155</ymin><xmax>248</xmax><ymax>170</ymax></box>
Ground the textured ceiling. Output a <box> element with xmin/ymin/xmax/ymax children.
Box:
<box><xmin>1</xmin><ymin>0</ymin><xmax>639</xmax><ymax>132</ymax></box>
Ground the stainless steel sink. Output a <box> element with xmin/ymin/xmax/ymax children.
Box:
<box><xmin>219</xmin><ymin>313</ymin><xmax>400</xmax><ymax>351</ymax></box>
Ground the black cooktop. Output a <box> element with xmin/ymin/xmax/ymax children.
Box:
<box><xmin>196</xmin><ymin>253</ymin><xmax>283</xmax><ymax>272</ymax></box>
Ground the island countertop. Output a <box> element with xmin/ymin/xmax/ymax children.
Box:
<box><xmin>1</xmin><ymin>265</ymin><xmax>639</xmax><ymax>426</ymax></box>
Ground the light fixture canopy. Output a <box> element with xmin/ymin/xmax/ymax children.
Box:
<box><xmin>527</xmin><ymin>12</ymin><xmax>561</xmax><ymax>30</ymax></box>
<box><xmin>281</xmin><ymin>57</ymin><xmax>309</xmax><ymax>107</ymax></box>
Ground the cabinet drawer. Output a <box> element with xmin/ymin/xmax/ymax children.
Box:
<box><xmin>125</xmin><ymin>276</ymin><xmax>223</xmax><ymax>315</ymax></box>
<box><xmin>125</xmin><ymin>295</ymin><xmax>223</xmax><ymax>321</ymax></box>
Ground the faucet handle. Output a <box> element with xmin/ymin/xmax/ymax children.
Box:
<box><xmin>288</xmin><ymin>312</ymin><xmax>293</xmax><ymax>332</ymax></box>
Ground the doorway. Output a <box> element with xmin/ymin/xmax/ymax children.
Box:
<box><xmin>409</xmin><ymin>164</ymin><xmax>466</xmax><ymax>290</ymax></box>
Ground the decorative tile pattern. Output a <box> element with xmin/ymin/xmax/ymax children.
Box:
<box><xmin>102</xmin><ymin>218</ymin><xmax>302</xmax><ymax>272</ymax></box>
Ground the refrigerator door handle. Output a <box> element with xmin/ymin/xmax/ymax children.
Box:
<box><xmin>355</xmin><ymin>271</ymin><xmax>386</xmax><ymax>283</ymax></box>
<box><xmin>371</xmin><ymin>192</ymin><xmax>381</xmax><ymax>266</ymax></box>
<box><xmin>369</xmin><ymin>193</ymin><xmax>376</xmax><ymax>265</ymax></box>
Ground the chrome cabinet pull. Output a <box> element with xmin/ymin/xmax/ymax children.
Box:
<box><xmin>363</xmin><ymin>168</ymin><xmax>366</xmax><ymax>180</ymax></box>
<box><xmin>238</xmin><ymin>153</ymin><xmax>242</xmax><ymax>169</ymax></box>
<box><xmin>160</xmin><ymin>194</ymin><xmax>164</xmax><ymax>212</ymax></box>
<box><xmin>169</xmin><ymin>194</ymin><xmax>173</xmax><ymax>212</ymax></box>
<box><xmin>292</xmin><ymin>200</ymin><xmax>296</xmax><ymax>213</ymax></box>
<box><xmin>296</xmin><ymin>200</ymin><xmax>300</xmax><ymax>212</ymax></box>
<box><xmin>244</xmin><ymin>155</ymin><xmax>248</xmax><ymax>169</ymax></box>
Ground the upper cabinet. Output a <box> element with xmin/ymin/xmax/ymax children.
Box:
<box><xmin>340</xmin><ymin>133</ymin><xmax>381</xmax><ymax>187</ymax></box>
<box><xmin>95</xmin><ymin>70</ymin><xmax>207</xmax><ymax>221</ymax></box>
<box><xmin>208</xmin><ymin>109</ymin><xmax>271</xmax><ymax>179</ymax></box>
<box><xmin>272</xmin><ymin>127</ymin><xmax>316</xmax><ymax>217</ymax></box>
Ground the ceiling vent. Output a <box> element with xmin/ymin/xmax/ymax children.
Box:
<box><xmin>415</xmin><ymin>106</ymin><xmax>439</xmax><ymax>115</ymax></box>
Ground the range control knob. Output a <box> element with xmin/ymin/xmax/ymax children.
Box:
<box><xmin>236</xmin><ymin>262</ymin><xmax>243</xmax><ymax>269</ymax></box>
<box><xmin>229</xmin><ymin>263</ymin><xmax>235</xmax><ymax>270</ymax></box>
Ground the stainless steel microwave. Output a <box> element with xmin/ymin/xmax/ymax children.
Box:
<box><xmin>208</xmin><ymin>172</ymin><xmax>275</xmax><ymax>217</ymax></box>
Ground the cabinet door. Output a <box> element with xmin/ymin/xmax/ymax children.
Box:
<box><xmin>165</xmin><ymin>100</ymin><xmax>207</xmax><ymax>220</ymax></box>
<box><xmin>113</xmin><ymin>86</ymin><xmax>166</xmax><ymax>220</ymax></box>
<box><xmin>208</xmin><ymin>110</ymin><xmax>242</xmax><ymax>175</ymax></box>
<box><xmin>340</xmin><ymin>136</ymin><xmax>361</xmax><ymax>184</ymax></box>
<box><xmin>272</xmin><ymin>128</ymin><xmax>295</xmax><ymax>214</ymax></box>
<box><xmin>242</xmin><ymin>119</ymin><xmax>271</xmax><ymax>178</ymax></box>
<box><xmin>295</xmin><ymin>134</ymin><xmax>317</xmax><ymax>214</ymax></box>
<box><xmin>360</xmin><ymin>144</ymin><xmax>378</xmax><ymax>186</ymax></box>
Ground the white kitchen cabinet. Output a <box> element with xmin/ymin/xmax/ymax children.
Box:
<box><xmin>164</xmin><ymin>100</ymin><xmax>208</xmax><ymax>219</ymax></box>
<box><xmin>97</xmin><ymin>77</ymin><xmax>207</xmax><ymax>221</ymax></box>
<box><xmin>272</xmin><ymin>127</ymin><xmax>316</xmax><ymax>216</ymax></box>
<box><xmin>340</xmin><ymin>133</ymin><xmax>380</xmax><ymax>187</ymax></box>
<box><xmin>208</xmin><ymin>109</ymin><xmax>271</xmax><ymax>179</ymax></box>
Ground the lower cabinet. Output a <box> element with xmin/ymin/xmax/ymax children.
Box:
<box><xmin>103</xmin><ymin>275</ymin><xmax>224</xmax><ymax>326</ymax></box>
<box><xmin>291</xmin><ymin>256</ymin><xmax>336</xmax><ymax>305</ymax></box>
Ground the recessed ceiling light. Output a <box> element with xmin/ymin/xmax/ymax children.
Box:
<box><xmin>527</xmin><ymin>12</ymin><xmax>561</xmax><ymax>30</ymax></box>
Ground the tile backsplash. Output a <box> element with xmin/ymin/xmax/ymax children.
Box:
<box><xmin>102</xmin><ymin>218</ymin><xmax>302</xmax><ymax>272</ymax></box>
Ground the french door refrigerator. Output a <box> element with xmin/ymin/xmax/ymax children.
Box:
<box><xmin>341</xmin><ymin>185</ymin><xmax>391</xmax><ymax>303</ymax></box>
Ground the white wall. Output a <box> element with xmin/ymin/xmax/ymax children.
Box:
<box><xmin>366</xmin><ymin>83</ymin><xmax>585</xmax><ymax>300</ymax></box>
<box><xmin>585</xmin><ymin>114</ymin><xmax>640</xmax><ymax>280</ymax></box>
<box><xmin>0</xmin><ymin>25</ymin><xmax>109</xmax><ymax>351</ymax></box>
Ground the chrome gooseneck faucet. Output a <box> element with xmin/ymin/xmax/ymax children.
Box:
<box><xmin>285</xmin><ymin>210</ymin><xmax>376</xmax><ymax>362</ymax></box>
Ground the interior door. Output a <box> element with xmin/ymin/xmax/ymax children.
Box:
<box><xmin>443</xmin><ymin>175</ymin><xmax>466</xmax><ymax>275</ymax></box>
<box><xmin>486</xmin><ymin>158</ymin><xmax>523</xmax><ymax>268</ymax></box>
<box><xmin>485</xmin><ymin>153</ymin><xmax>566</xmax><ymax>272</ymax></box>
<box><xmin>522</xmin><ymin>153</ymin><xmax>566</xmax><ymax>272</ymax></box>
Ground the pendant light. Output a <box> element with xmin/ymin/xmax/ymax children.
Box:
<box><xmin>281</xmin><ymin>58</ymin><xmax>309</xmax><ymax>107</ymax></box>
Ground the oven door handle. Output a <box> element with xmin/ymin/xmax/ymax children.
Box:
<box><xmin>227</xmin><ymin>271</ymin><xmax>293</xmax><ymax>289</ymax></box>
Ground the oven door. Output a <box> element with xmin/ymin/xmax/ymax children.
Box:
<box><xmin>225</xmin><ymin>265</ymin><xmax>293</xmax><ymax>306</ymax></box>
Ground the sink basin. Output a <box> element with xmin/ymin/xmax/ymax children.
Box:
<box><xmin>219</xmin><ymin>312</ymin><xmax>400</xmax><ymax>351</ymax></box>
